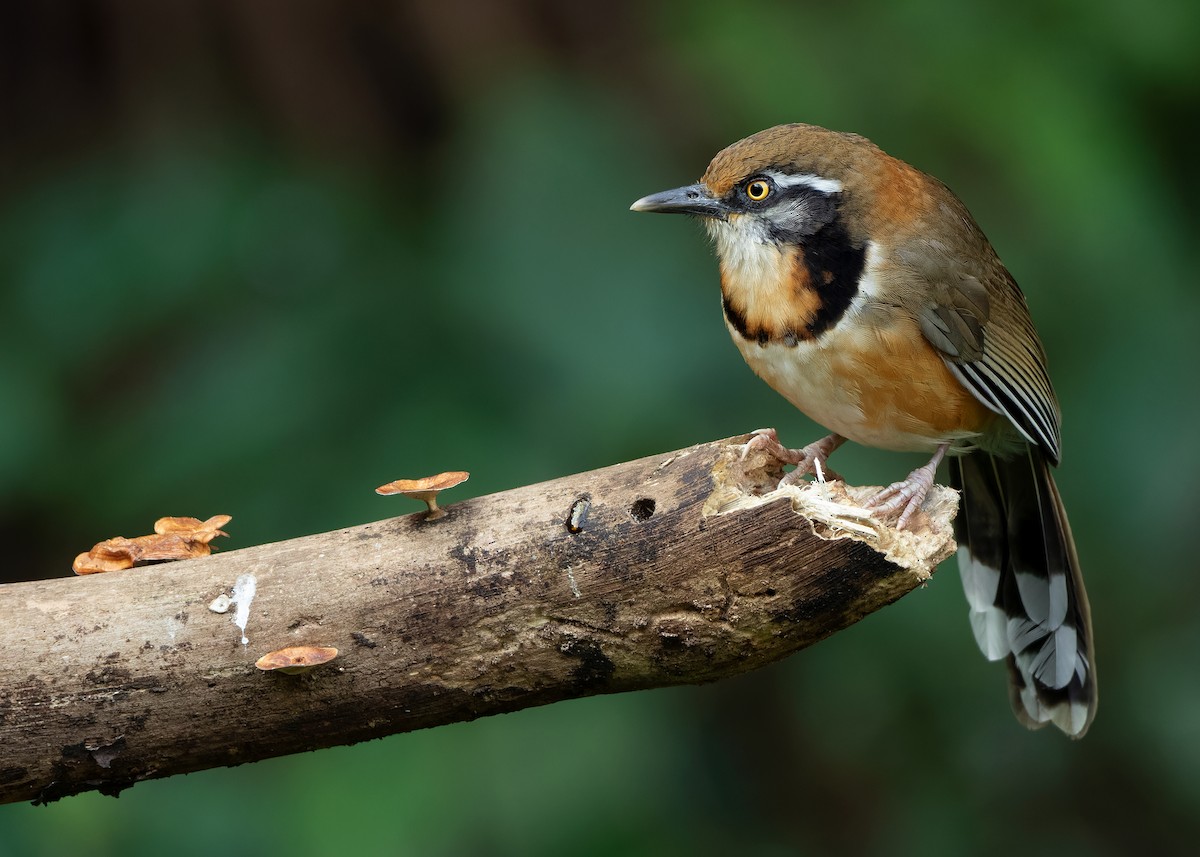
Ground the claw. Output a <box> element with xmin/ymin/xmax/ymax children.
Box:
<box><xmin>743</xmin><ymin>429</ymin><xmax>845</xmax><ymax>485</ymax></box>
<box><xmin>865</xmin><ymin>443</ymin><xmax>949</xmax><ymax>529</ymax></box>
<box><xmin>741</xmin><ymin>428</ymin><xmax>787</xmax><ymax>462</ymax></box>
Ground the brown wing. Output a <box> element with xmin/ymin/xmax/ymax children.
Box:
<box><xmin>898</xmin><ymin>193</ymin><xmax>1063</xmax><ymax>464</ymax></box>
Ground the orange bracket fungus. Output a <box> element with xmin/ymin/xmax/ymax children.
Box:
<box><xmin>153</xmin><ymin>515</ymin><xmax>232</xmax><ymax>542</ymax></box>
<box><xmin>254</xmin><ymin>646</ymin><xmax>339</xmax><ymax>675</ymax></box>
<box><xmin>375</xmin><ymin>471</ymin><xmax>469</xmax><ymax>521</ymax></box>
<box><xmin>73</xmin><ymin>515</ymin><xmax>233</xmax><ymax>575</ymax></box>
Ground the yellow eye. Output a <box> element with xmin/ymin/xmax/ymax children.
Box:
<box><xmin>745</xmin><ymin>179</ymin><xmax>771</xmax><ymax>201</ymax></box>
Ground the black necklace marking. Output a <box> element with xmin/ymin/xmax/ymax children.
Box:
<box><xmin>722</xmin><ymin>296</ymin><xmax>767</xmax><ymax>344</ymax></box>
<box><xmin>721</xmin><ymin>212</ymin><xmax>865</xmax><ymax>344</ymax></box>
<box><xmin>802</xmin><ymin>216</ymin><xmax>865</xmax><ymax>338</ymax></box>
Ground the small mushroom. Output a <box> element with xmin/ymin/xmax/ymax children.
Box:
<box><xmin>72</xmin><ymin>550</ymin><xmax>136</xmax><ymax>575</ymax></box>
<box><xmin>154</xmin><ymin>515</ymin><xmax>232</xmax><ymax>543</ymax></box>
<box><xmin>255</xmin><ymin>646</ymin><xmax>339</xmax><ymax>675</ymax></box>
<box><xmin>72</xmin><ymin>514</ymin><xmax>233</xmax><ymax>575</ymax></box>
<box><xmin>375</xmin><ymin>471</ymin><xmax>469</xmax><ymax>521</ymax></box>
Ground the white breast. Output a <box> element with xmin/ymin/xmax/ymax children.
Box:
<box><xmin>730</xmin><ymin>317</ymin><xmax>877</xmax><ymax>444</ymax></box>
<box><xmin>721</xmin><ymin>242</ymin><xmax>968</xmax><ymax>452</ymax></box>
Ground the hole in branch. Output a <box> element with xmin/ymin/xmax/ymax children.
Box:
<box><xmin>629</xmin><ymin>498</ymin><xmax>656</xmax><ymax>521</ymax></box>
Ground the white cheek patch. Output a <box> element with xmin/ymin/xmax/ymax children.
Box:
<box><xmin>705</xmin><ymin>213</ymin><xmax>769</xmax><ymax>248</ymax></box>
<box><xmin>706</xmin><ymin>217</ymin><xmax>789</xmax><ymax>300</ymax></box>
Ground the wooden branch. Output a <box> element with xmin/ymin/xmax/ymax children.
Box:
<box><xmin>0</xmin><ymin>435</ymin><xmax>957</xmax><ymax>805</ymax></box>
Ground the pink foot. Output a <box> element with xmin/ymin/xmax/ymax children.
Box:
<box><xmin>865</xmin><ymin>443</ymin><xmax>949</xmax><ymax>529</ymax></box>
<box><xmin>743</xmin><ymin>429</ymin><xmax>845</xmax><ymax>485</ymax></box>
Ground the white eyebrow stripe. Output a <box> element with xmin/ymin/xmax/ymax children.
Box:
<box><xmin>763</xmin><ymin>170</ymin><xmax>843</xmax><ymax>195</ymax></box>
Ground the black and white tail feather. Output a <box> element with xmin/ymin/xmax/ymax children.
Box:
<box><xmin>917</xmin><ymin>250</ymin><xmax>1096</xmax><ymax>736</ymax></box>
<box><xmin>951</xmin><ymin>446</ymin><xmax>1096</xmax><ymax>737</ymax></box>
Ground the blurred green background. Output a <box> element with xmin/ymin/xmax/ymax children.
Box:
<box><xmin>2</xmin><ymin>0</ymin><xmax>1198</xmax><ymax>854</ymax></box>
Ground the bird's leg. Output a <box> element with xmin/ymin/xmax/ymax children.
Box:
<box><xmin>743</xmin><ymin>429</ymin><xmax>846</xmax><ymax>485</ymax></box>
<box><xmin>865</xmin><ymin>442</ymin><xmax>950</xmax><ymax>530</ymax></box>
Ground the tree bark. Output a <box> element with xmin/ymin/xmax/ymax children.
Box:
<box><xmin>0</xmin><ymin>435</ymin><xmax>957</xmax><ymax>805</ymax></box>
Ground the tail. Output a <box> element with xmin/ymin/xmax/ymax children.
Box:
<box><xmin>949</xmin><ymin>446</ymin><xmax>1096</xmax><ymax>737</ymax></box>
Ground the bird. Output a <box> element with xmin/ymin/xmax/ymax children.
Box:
<box><xmin>631</xmin><ymin>123</ymin><xmax>1095</xmax><ymax>737</ymax></box>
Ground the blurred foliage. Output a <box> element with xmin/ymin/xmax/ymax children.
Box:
<box><xmin>2</xmin><ymin>0</ymin><xmax>1199</xmax><ymax>854</ymax></box>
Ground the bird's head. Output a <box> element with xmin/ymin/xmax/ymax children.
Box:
<box><xmin>631</xmin><ymin>123</ymin><xmax>893</xmax><ymax>258</ymax></box>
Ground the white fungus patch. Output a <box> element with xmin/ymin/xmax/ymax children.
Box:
<box><xmin>565</xmin><ymin>566</ymin><xmax>581</xmax><ymax>598</ymax></box>
<box><xmin>231</xmin><ymin>573</ymin><xmax>257</xmax><ymax>645</ymax></box>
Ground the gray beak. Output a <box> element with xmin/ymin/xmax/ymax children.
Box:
<box><xmin>630</xmin><ymin>183</ymin><xmax>728</xmax><ymax>220</ymax></box>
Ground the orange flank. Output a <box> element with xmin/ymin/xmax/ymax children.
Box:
<box><xmin>736</xmin><ymin>315</ymin><xmax>997</xmax><ymax>453</ymax></box>
<box><xmin>848</xmin><ymin>324</ymin><xmax>996</xmax><ymax>442</ymax></box>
